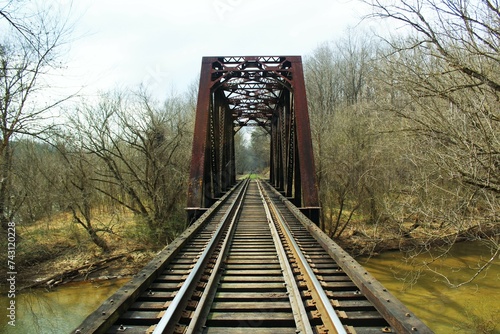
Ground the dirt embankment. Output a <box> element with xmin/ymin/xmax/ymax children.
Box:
<box><xmin>15</xmin><ymin>248</ymin><xmax>157</xmax><ymax>290</ymax></box>
<box><xmin>337</xmin><ymin>222</ymin><xmax>500</xmax><ymax>257</ymax></box>
<box><xmin>0</xmin><ymin>211</ymin><xmax>160</xmax><ymax>291</ymax></box>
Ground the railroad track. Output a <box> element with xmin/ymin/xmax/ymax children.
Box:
<box><xmin>74</xmin><ymin>179</ymin><xmax>433</xmax><ymax>334</ymax></box>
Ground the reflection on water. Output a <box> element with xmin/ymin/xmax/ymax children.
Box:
<box><xmin>360</xmin><ymin>241</ymin><xmax>500</xmax><ymax>333</ymax></box>
<box><xmin>0</xmin><ymin>278</ymin><xmax>127</xmax><ymax>334</ymax></box>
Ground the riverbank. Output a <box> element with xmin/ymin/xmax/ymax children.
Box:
<box><xmin>16</xmin><ymin>248</ymin><xmax>157</xmax><ymax>290</ymax></box>
<box><xmin>0</xmin><ymin>211</ymin><xmax>160</xmax><ymax>291</ymax></box>
<box><xmin>337</xmin><ymin>222</ymin><xmax>500</xmax><ymax>257</ymax></box>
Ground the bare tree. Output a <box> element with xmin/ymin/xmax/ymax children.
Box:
<box><xmin>364</xmin><ymin>0</ymin><xmax>500</xmax><ymax>284</ymax></box>
<box><xmin>305</xmin><ymin>30</ymin><xmax>389</xmax><ymax>236</ymax></box>
<box><xmin>1</xmin><ymin>1</ymin><xmax>46</xmax><ymax>45</ymax></box>
<box><xmin>366</xmin><ymin>0</ymin><xmax>500</xmax><ymax>194</ymax></box>
<box><xmin>0</xmin><ymin>2</ymin><xmax>72</xmax><ymax>231</ymax></box>
<box><xmin>68</xmin><ymin>90</ymin><xmax>193</xmax><ymax>244</ymax></box>
<box><xmin>247</xmin><ymin>128</ymin><xmax>270</xmax><ymax>174</ymax></box>
<box><xmin>59</xmin><ymin>141</ymin><xmax>112</xmax><ymax>252</ymax></box>
<box><xmin>11</xmin><ymin>140</ymin><xmax>64</xmax><ymax>224</ymax></box>
<box><xmin>234</xmin><ymin>129</ymin><xmax>250</xmax><ymax>175</ymax></box>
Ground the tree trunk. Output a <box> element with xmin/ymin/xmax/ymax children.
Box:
<box><xmin>0</xmin><ymin>141</ymin><xmax>12</xmax><ymax>232</ymax></box>
<box><xmin>88</xmin><ymin>228</ymin><xmax>110</xmax><ymax>253</ymax></box>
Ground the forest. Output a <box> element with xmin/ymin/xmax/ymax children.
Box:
<box><xmin>0</xmin><ymin>0</ymin><xmax>498</xmax><ymax>287</ymax></box>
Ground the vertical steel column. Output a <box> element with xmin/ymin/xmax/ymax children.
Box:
<box><xmin>293</xmin><ymin>128</ymin><xmax>302</xmax><ymax>208</ymax></box>
<box><xmin>277</xmin><ymin>107</ymin><xmax>285</xmax><ymax>191</ymax></box>
<box><xmin>186</xmin><ymin>58</ymin><xmax>215</xmax><ymax>223</ymax></box>
<box><xmin>285</xmin><ymin>91</ymin><xmax>294</xmax><ymax>198</ymax></box>
<box><xmin>210</xmin><ymin>92</ymin><xmax>218</xmax><ymax>200</ymax></box>
<box><xmin>270</xmin><ymin>115</ymin><xmax>278</xmax><ymax>188</ymax></box>
<box><xmin>230</xmin><ymin>127</ymin><xmax>236</xmax><ymax>185</ymax></box>
<box><xmin>289</xmin><ymin>56</ymin><xmax>320</xmax><ymax>223</ymax></box>
<box><xmin>222</xmin><ymin>94</ymin><xmax>233</xmax><ymax>192</ymax></box>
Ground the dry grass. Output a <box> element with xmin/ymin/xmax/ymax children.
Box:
<box><xmin>327</xmin><ymin>206</ymin><xmax>487</xmax><ymax>257</ymax></box>
<box><xmin>2</xmin><ymin>209</ymin><xmax>159</xmax><ymax>288</ymax></box>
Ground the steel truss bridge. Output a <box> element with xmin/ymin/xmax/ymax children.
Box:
<box><xmin>187</xmin><ymin>56</ymin><xmax>320</xmax><ymax>224</ymax></box>
<box><xmin>74</xmin><ymin>57</ymin><xmax>433</xmax><ymax>334</ymax></box>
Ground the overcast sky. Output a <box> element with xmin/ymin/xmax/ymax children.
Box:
<box><xmin>59</xmin><ymin>0</ymin><xmax>371</xmax><ymax>100</ymax></box>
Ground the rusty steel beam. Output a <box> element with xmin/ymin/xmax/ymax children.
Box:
<box><xmin>288</xmin><ymin>56</ymin><xmax>320</xmax><ymax>222</ymax></box>
<box><xmin>187</xmin><ymin>56</ymin><xmax>320</xmax><ymax>224</ymax></box>
<box><xmin>186</xmin><ymin>57</ymin><xmax>214</xmax><ymax>223</ymax></box>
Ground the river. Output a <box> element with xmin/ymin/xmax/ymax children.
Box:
<box><xmin>1</xmin><ymin>242</ymin><xmax>498</xmax><ymax>333</ymax></box>
<box><xmin>360</xmin><ymin>241</ymin><xmax>500</xmax><ymax>333</ymax></box>
<box><xmin>1</xmin><ymin>278</ymin><xmax>128</xmax><ymax>334</ymax></box>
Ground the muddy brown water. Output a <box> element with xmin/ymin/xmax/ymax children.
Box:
<box><xmin>1</xmin><ymin>278</ymin><xmax>128</xmax><ymax>333</ymax></box>
<box><xmin>360</xmin><ymin>241</ymin><xmax>500</xmax><ymax>333</ymax></box>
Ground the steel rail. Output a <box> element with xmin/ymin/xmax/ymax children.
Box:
<box><xmin>152</xmin><ymin>179</ymin><xmax>249</xmax><ymax>334</ymax></box>
<box><xmin>259</xmin><ymin>180</ymin><xmax>348</xmax><ymax>334</ymax></box>
<box><xmin>72</xmin><ymin>181</ymin><xmax>247</xmax><ymax>334</ymax></box>
<box><xmin>257</xmin><ymin>180</ymin><xmax>313</xmax><ymax>334</ymax></box>
<box><xmin>268</xmin><ymin>182</ymin><xmax>435</xmax><ymax>334</ymax></box>
<box><xmin>185</xmin><ymin>179</ymin><xmax>250</xmax><ymax>333</ymax></box>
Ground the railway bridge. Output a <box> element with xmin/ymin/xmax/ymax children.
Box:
<box><xmin>74</xmin><ymin>57</ymin><xmax>433</xmax><ymax>334</ymax></box>
<box><xmin>186</xmin><ymin>56</ymin><xmax>320</xmax><ymax>225</ymax></box>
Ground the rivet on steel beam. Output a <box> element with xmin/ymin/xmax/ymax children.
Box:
<box><xmin>382</xmin><ymin>327</ymin><xmax>392</xmax><ymax>333</ymax></box>
<box><xmin>75</xmin><ymin>329</ymin><xmax>82</xmax><ymax>334</ymax></box>
<box><xmin>101</xmin><ymin>311</ymin><xmax>106</xmax><ymax>315</ymax></box>
<box><xmin>412</xmin><ymin>327</ymin><xmax>418</xmax><ymax>331</ymax></box>
<box><xmin>148</xmin><ymin>290</ymin><xmax>155</xmax><ymax>295</ymax></box>
<box><xmin>118</xmin><ymin>324</ymin><xmax>127</xmax><ymax>332</ymax></box>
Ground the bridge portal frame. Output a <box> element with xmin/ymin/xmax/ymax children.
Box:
<box><xmin>186</xmin><ymin>56</ymin><xmax>320</xmax><ymax>224</ymax></box>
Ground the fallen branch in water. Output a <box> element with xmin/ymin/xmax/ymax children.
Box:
<box><xmin>21</xmin><ymin>254</ymin><xmax>127</xmax><ymax>290</ymax></box>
